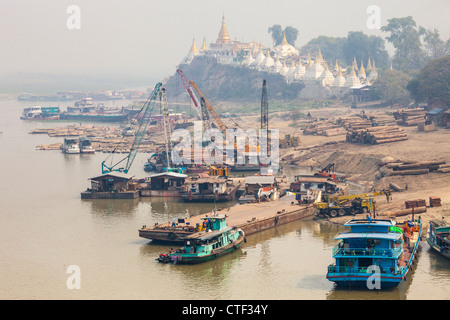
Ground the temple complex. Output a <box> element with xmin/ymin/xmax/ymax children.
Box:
<box><xmin>181</xmin><ymin>15</ymin><xmax>378</xmax><ymax>98</ymax></box>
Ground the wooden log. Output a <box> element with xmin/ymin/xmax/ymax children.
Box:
<box><xmin>389</xmin><ymin>169</ymin><xmax>429</xmax><ymax>175</ymax></box>
<box><xmin>393</xmin><ymin>161</ymin><xmax>446</xmax><ymax>170</ymax></box>
<box><xmin>383</xmin><ymin>207</ymin><xmax>427</xmax><ymax>217</ymax></box>
<box><xmin>375</xmin><ymin>137</ymin><xmax>408</xmax><ymax>144</ymax></box>
<box><xmin>389</xmin><ymin>182</ymin><xmax>403</xmax><ymax>192</ymax></box>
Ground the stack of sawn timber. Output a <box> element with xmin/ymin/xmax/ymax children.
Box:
<box><xmin>393</xmin><ymin>108</ymin><xmax>426</xmax><ymax>126</ymax></box>
<box><xmin>386</xmin><ymin>160</ymin><xmax>446</xmax><ymax>176</ymax></box>
<box><xmin>302</xmin><ymin>120</ymin><xmax>346</xmax><ymax>137</ymax></box>
<box><xmin>346</xmin><ymin>125</ymin><xmax>407</xmax><ymax>144</ymax></box>
<box><xmin>429</xmin><ymin>197</ymin><xmax>441</xmax><ymax>207</ymax></box>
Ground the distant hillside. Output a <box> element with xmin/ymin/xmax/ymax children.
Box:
<box><xmin>163</xmin><ymin>56</ymin><xmax>304</xmax><ymax>104</ymax></box>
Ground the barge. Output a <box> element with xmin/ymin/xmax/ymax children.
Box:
<box><xmin>139</xmin><ymin>194</ymin><xmax>316</xmax><ymax>242</ymax></box>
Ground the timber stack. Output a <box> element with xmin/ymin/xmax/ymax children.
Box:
<box><xmin>393</xmin><ymin>108</ymin><xmax>427</xmax><ymax>126</ymax></box>
<box><xmin>302</xmin><ymin>120</ymin><xmax>346</xmax><ymax>137</ymax></box>
<box><xmin>382</xmin><ymin>160</ymin><xmax>447</xmax><ymax>176</ymax></box>
<box><xmin>346</xmin><ymin>125</ymin><xmax>407</xmax><ymax>144</ymax></box>
<box><xmin>429</xmin><ymin>197</ymin><xmax>441</xmax><ymax>207</ymax></box>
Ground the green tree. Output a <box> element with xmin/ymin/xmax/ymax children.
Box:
<box><xmin>268</xmin><ymin>25</ymin><xmax>299</xmax><ymax>46</ymax></box>
<box><xmin>407</xmin><ymin>55</ymin><xmax>450</xmax><ymax>106</ymax></box>
<box><xmin>300</xmin><ymin>36</ymin><xmax>346</xmax><ymax>65</ymax></box>
<box><xmin>422</xmin><ymin>28</ymin><xmax>449</xmax><ymax>59</ymax></box>
<box><xmin>370</xmin><ymin>69</ymin><xmax>412</xmax><ymax>106</ymax></box>
<box><xmin>342</xmin><ymin>31</ymin><xmax>389</xmax><ymax>69</ymax></box>
<box><xmin>381</xmin><ymin>16</ymin><xmax>426</xmax><ymax>70</ymax></box>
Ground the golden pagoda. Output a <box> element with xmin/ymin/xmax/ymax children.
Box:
<box><xmin>189</xmin><ymin>39</ymin><xmax>199</xmax><ymax>53</ymax></box>
<box><xmin>216</xmin><ymin>15</ymin><xmax>231</xmax><ymax>45</ymax></box>
<box><xmin>201</xmin><ymin>38</ymin><xmax>207</xmax><ymax>51</ymax></box>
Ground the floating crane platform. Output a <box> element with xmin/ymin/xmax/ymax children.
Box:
<box><xmin>138</xmin><ymin>195</ymin><xmax>316</xmax><ymax>242</ymax></box>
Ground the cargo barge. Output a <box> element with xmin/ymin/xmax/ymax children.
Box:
<box><xmin>138</xmin><ymin>194</ymin><xmax>316</xmax><ymax>242</ymax></box>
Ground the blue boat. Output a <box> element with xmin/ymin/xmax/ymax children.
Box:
<box><xmin>156</xmin><ymin>214</ymin><xmax>245</xmax><ymax>264</ymax></box>
<box><xmin>326</xmin><ymin>216</ymin><xmax>422</xmax><ymax>288</ymax></box>
<box><xmin>427</xmin><ymin>219</ymin><xmax>450</xmax><ymax>259</ymax></box>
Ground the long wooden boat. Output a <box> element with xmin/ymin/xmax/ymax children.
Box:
<box><xmin>326</xmin><ymin>216</ymin><xmax>422</xmax><ymax>288</ymax></box>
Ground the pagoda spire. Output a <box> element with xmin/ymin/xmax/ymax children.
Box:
<box><xmin>216</xmin><ymin>15</ymin><xmax>231</xmax><ymax>44</ymax></box>
<box><xmin>189</xmin><ymin>39</ymin><xmax>199</xmax><ymax>53</ymax></box>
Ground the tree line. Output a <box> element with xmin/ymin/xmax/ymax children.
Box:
<box><xmin>268</xmin><ymin>16</ymin><xmax>449</xmax><ymax>71</ymax></box>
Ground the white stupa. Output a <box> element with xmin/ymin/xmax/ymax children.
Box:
<box><xmin>293</xmin><ymin>59</ymin><xmax>306</xmax><ymax>80</ymax></box>
<box><xmin>270</xmin><ymin>55</ymin><xmax>283</xmax><ymax>73</ymax></box>
<box><xmin>345</xmin><ymin>68</ymin><xmax>361</xmax><ymax>87</ymax></box>
<box><xmin>279</xmin><ymin>60</ymin><xmax>289</xmax><ymax>77</ymax></box>
<box><xmin>260</xmin><ymin>51</ymin><xmax>274</xmax><ymax>71</ymax></box>
<box><xmin>332</xmin><ymin>66</ymin><xmax>346</xmax><ymax>87</ymax></box>
<box><xmin>273</xmin><ymin>33</ymin><xmax>299</xmax><ymax>58</ymax></box>
<box><xmin>286</xmin><ymin>61</ymin><xmax>297</xmax><ymax>82</ymax></box>
<box><xmin>320</xmin><ymin>63</ymin><xmax>335</xmax><ymax>86</ymax></box>
<box><xmin>252</xmin><ymin>49</ymin><xmax>266</xmax><ymax>68</ymax></box>
<box><xmin>304</xmin><ymin>56</ymin><xmax>324</xmax><ymax>81</ymax></box>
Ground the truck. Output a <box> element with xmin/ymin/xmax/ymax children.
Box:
<box><xmin>314</xmin><ymin>190</ymin><xmax>391</xmax><ymax>217</ymax></box>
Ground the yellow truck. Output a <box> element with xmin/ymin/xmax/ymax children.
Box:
<box><xmin>314</xmin><ymin>190</ymin><xmax>391</xmax><ymax>217</ymax></box>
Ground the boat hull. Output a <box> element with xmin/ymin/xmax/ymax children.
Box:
<box><xmin>426</xmin><ymin>236</ymin><xmax>450</xmax><ymax>259</ymax></box>
<box><xmin>162</xmin><ymin>235</ymin><xmax>244</xmax><ymax>265</ymax></box>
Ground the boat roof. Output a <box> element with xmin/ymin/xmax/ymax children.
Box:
<box><xmin>245</xmin><ymin>175</ymin><xmax>275</xmax><ymax>185</ymax></box>
<box><xmin>344</xmin><ymin>218</ymin><xmax>395</xmax><ymax>227</ymax></box>
<box><xmin>334</xmin><ymin>232</ymin><xmax>402</xmax><ymax>241</ymax></box>
<box><xmin>148</xmin><ymin>172</ymin><xmax>187</xmax><ymax>179</ymax></box>
<box><xmin>89</xmin><ymin>172</ymin><xmax>134</xmax><ymax>181</ymax></box>
<box><xmin>185</xmin><ymin>226</ymin><xmax>232</xmax><ymax>241</ymax></box>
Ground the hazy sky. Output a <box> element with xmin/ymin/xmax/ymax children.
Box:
<box><xmin>1</xmin><ymin>0</ymin><xmax>449</xmax><ymax>81</ymax></box>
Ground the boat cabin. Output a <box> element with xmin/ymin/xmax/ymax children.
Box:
<box><xmin>81</xmin><ymin>172</ymin><xmax>139</xmax><ymax>199</ymax></box>
<box><xmin>244</xmin><ymin>175</ymin><xmax>276</xmax><ymax>194</ymax></box>
<box><xmin>140</xmin><ymin>172</ymin><xmax>187</xmax><ymax>197</ymax></box>
<box><xmin>290</xmin><ymin>175</ymin><xmax>337</xmax><ymax>194</ymax></box>
<box><xmin>184</xmin><ymin>175</ymin><xmax>228</xmax><ymax>195</ymax></box>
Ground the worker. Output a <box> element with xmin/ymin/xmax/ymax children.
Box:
<box><xmin>405</xmin><ymin>184</ymin><xmax>408</xmax><ymax>190</ymax></box>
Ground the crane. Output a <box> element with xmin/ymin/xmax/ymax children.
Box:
<box><xmin>160</xmin><ymin>87</ymin><xmax>174</xmax><ymax>170</ymax></box>
<box><xmin>189</xmin><ymin>80</ymin><xmax>228</xmax><ymax>133</ymax></box>
<box><xmin>101</xmin><ymin>82</ymin><xmax>162</xmax><ymax>174</ymax></box>
<box><xmin>314</xmin><ymin>190</ymin><xmax>392</xmax><ymax>218</ymax></box>
<box><xmin>176</xmin><ymin>69</ymin><xmax>202</xmax><ymax>120</ymax></box>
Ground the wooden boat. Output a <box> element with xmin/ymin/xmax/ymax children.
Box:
<box><xmin>427</xmin><ymin>219</ymin><xmax>450</xmax><ymax>259</ymax></box>
<box><xmin>326</xmin><ymin>216</ymin><xmax>422</xmax><ymax>288</ymax></box>
<box><xmin>156</xmin><ymin>214</ymin><xmax>245</xmax><ymax>264</ymax></box>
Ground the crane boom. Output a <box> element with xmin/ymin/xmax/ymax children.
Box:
<box><xmin>189</xmin><ymin>80</ymin><xmax>228</xmax><ymax>133</ymax></box>
<box><xmin>176</xmin><ymin>69</ymin><xmax>202</xmax><ymax>120</ymax></box>
<box><xmin>102</xmin><ymin>82</ymin><xmax>162</xmax><ymax>174</ymax></box>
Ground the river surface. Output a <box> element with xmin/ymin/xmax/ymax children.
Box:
<box><xmin>0</xmin><ymin>96</ymin><xmax>449</xmax><ymax>300</ymax></box>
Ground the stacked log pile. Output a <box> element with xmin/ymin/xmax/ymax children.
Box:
<box><xmin>33</xmin><ymin>124</ymin><xmax>164</xmax><ymax>153</ymax></box>
<box><xmin>393</xmin><ymin>108</ymin><xmax>426</xmax><ymax>126</ymax></box>
<box><xmin>346</xmin><ymin>125</ymin><xmax>407</xmax><ymax>144</ymax></box>
<box><xmin>405</xmin><ymin>199</ymin><xmax>427</xmax><ymax>209</ymax></box>
<box><xmin>429</xmin><ymin>197</ymin><xmax>441</xmax><ymax>207</ymax></box>
<box><xmin>383</xmin><ymin>160</ymin><xmax>447</xmax><ymax>176</ymax></box>
<box><xmin>302</xmin><ymin>120</ymin><xmax>346</xmax><ymax>137</ymax></box>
